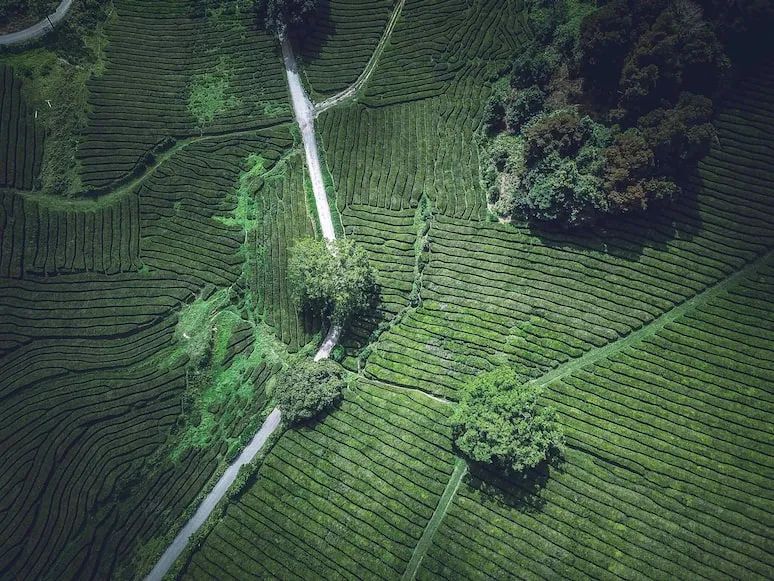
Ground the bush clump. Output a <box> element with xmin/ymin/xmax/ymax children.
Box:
<box><xmin>255</xmin><ymin>0</ymin><xmax>318</xmax><ymax>38</ymax></box>
<box><xmin>451</xmin><ymin>367</ymin><xmax>564</xmax><ymax>475</ymax></box>
<box><xmin>288</xmin><ymin>237</ymin><xmax>378</xmax><ymax>327</ymax></box>
<box><xmin>483</xmin><ymin>0</ymin><xmax>771</xmax><ymax>228</ymax></box>
<box><xmin>273</xmin><ymin>358</ymin><xmax>346</xmax><ymax>425</ymax></box>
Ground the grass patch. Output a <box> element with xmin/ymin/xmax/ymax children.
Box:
<box><xmin>188</xmin><ymin>56</ymin><xmax>240</xmax><ymax>128</ymax></box>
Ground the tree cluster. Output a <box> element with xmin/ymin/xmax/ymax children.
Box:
<box><xmin>451</xmin><ymin>367</ymin><xmax>564</xmax><ymax>475</ymax></box>
<box><xmin>254</xmin><ymin>0</ymin><xmax>317</xmax><ymax>38</ymax></box>
<box><xmin>288</xmin><ymin>237</ymin><xmax>378</xmax><ymax>327</ymax></box>
<box><xmin>484</xmin><ymin>0</ymin><xmax>771</xmax><ymax>228</ymax></box>
<box><xmin>273</xmin><ymin>358</ymin><xmax>346</xmax><ymax>425</ymax></box>
<box><xmin>0</xmin><ymin>0</ymin><xmax>55</xmax><ymax>22</ymax></box>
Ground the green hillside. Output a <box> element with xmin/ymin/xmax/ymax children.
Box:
<box><xmin>0</xmin><ymin>0</ymin><xmax>771</xmax><ymax>579</ymax></box>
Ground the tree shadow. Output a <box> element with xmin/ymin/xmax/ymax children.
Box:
<box><xmin>289</xmin><ymin>0</ymin><xmax>333</xmax><ymax>62</ymax></box>
<box><xmin>339</xmin><ymin>283</ymin><xmax>386</xmax><ymax>356</ymax></box>
<box><xmin>523</xmin><ymin>166</ymin><xmax>704</xmax><ymax>262</ymax></box>
<box><xmin>464</xmin><ymin>455</ymin><xmax>565</xmax><ymax>513</ymax></box>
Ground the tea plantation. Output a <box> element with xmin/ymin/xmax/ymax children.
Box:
<box><xmin>0</xmin><ymin>0</ymin><xmax>772</xmax><ymax>579</ymax></box>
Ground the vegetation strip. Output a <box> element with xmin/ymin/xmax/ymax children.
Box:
<box><xmin>402</xmin><ymin>457</ymin><xmax>468</xmax><ymax>581</ymax></box>
<box><xmin>529</xmin><ymin>249</ymin><xmax>773</xmax><ymax>390</ymax></box>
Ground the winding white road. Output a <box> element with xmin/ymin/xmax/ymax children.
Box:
<box><xmin>146</xmin><ymin>11</ymin><xmax>402</xmax><ymax>577</ymax></box>
<box><xmin>281</xmin><ymin>36</ymin><xmax>336</xmax><ymax>244</ymax></box>
<box><xmin>144</xmin><ymin>408</ymin><xmax>282</xmax><ymax>581</ymax></box>
<box><xmin>0</xmin><ymin>0</ymin><xmax>73</xmax><ymax>46</ymax></box>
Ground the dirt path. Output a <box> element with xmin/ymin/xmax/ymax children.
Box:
<box><xmin>144</xmin><ymin>408</ymin><xmax>282</xmax><ymax>581</ymax></box>
<box><xmin>315</xmin><ymin>0</ymin><xmax>406</xmax><ymax>114</ymax></box>
<box><xmin>0</xmin><ymin>0</ymin><xmax>73</xmax><ymax>46</ymax></box>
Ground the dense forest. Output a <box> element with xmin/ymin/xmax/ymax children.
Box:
<box><xmin>484</xmin><ymin>0</ymin><xmax>774</xmax><ymax>227</ymax></box>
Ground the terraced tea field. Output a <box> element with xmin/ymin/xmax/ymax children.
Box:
<box><xmin>0</xmin><ymin>64</ymin><xmax>44</xmax><ymax>190</ymax></box>
<box><xmin>0</xmin><ymin>0</ymin><xmax>772</xmax><ymax>579</ymax></box>
<box><xmin>421</xmin><ymin>255</ymin><xmax>774</xmax><ymax>580</ymax></box>
<box><xmin>178</xmin><ymin>381</ymin><xmax>457</xmax><ymax>579</ymax></box>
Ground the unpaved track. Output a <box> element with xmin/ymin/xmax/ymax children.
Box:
<box><xmin>0</xmin><ymin>0</ymin><xmax>73</xmax><ymax>46</ymax></box>
<box><xmin>314</xmin><ymin>0</ymin><xmax>406</xmax><ymax>114</ymax></box>
<box><xmin>144</xmin><ymin>408</ymin><xmax>282</xmax><ymax>581</ymax></box>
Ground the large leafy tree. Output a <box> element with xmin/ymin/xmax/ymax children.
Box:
<box><xmin>451</xmin><ymin>367</ymin><xmax>564</xmax><ymax>475</ymax></box>
<box><xmin>273</xmin><ymin>358</ymin><xmax>346</xmax><ymax>425</ymax></box>
<box><xmin>288</xmin><ymin>237</ymin><xmax>378</xmax><ymax>326</ymax></box>
<box><xmin>255</xmin><ymin>0</ymin><xmax>317</xmax><ymax>38</ymax></box>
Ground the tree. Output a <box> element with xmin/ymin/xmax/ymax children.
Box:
<box><xmin>288</xmin><ymin>237</ymin><xmax>378</xmax><ymax>326</ymax></box>
<box><xmin>451</xmin><ymin>367</ymin><xmax>564</xmax><ymax>475</ymax></box>
<box><xmin>255</xmin><ymin>0</ymin><xmax>318</xmax><ymax>38</ymax></box>
<box><xmin>273</xmin><ymin>358</ymin><xmax>346</xmax><ymax>425</ymax></box>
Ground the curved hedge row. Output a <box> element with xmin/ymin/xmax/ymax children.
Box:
<box><xmin>361</xmin><ymin>0</ymin><xmax>529</xmax><ymax>108</ymax></box>
<box><xmin>0</xmin><ymin>121</ymin><xmax>299</xmax><ymax>578</ymax></box>
<box><xmin>420</xmin><ymin>258</ymin><xmax>774</xmax><ymax>581</ymax></box>
<box><xmin>320</xmin><ymin>95</ymin><xmax>485</xmax><ymax>220</ymax></box>
<box><xmin>0</xmin><ymin>65</ymin><xmax>45</xmax><ymax>191</ymax></box>
<box><xmin>249</xmin><ymin>152</ymin><xmax>318</xmax><ymax>352</ymax></box>
<box><xmin>179</xmin><ymin>380</ymin><xmax>456</xmax><ymax>579</ymax></box>
<box><xmin>77</xmin><ymin>0</ymin><xmax>290</xmax><ymax>189</ymax></box>
<box><xmin>340</xmin><ymin>203</ymin><xmax>417</xmax><ymax>347</ymax></box>
<box><xmin>0</xmin><ymin>191</ymin><xmax>141</xmax><ymax>278</ymax></box>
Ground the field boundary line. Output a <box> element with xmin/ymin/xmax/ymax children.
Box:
<box><xmin>6</xmin><ymin>122</ymin><xmax>292</xmax><ymax>210</ymax></box>
<box><xmin>366</xmin><ymin>377</ymin><xmax>452</xmax><ymax>405</ymax></box>
<box><xmin>314</xmin><ymin>0</ymin><xmax>405</xmax><ymax>114</ymax></box>
<box><xmin>402</xmin><ymin>458</ymin><xmax>467</xmax><ymax>581</ymax></box>
<box><xmin>529</xmin><ymin>249</ymin><xmax>774</xmax><ymax>390</ymax></box>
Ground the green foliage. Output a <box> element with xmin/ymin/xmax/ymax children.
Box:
<box><xmin>168</xmin><ymin>288</ymin><xmax>287</xmax><ymax>457</ymax></box>
<box><xmin>273</xmin><ymin>357</ymin><xmax>346</xmax><ymax>425</ymax></box>
<box><xmin>171</xmin><ymin>287</ymin><xmax>232</xmax><ymax>369</ymax></box>
<box><xmin>288</xmin><ymin>237</ymin><xmax>378</xmax><ymax>326</ymax></box>
<box><xmin>1</xmin><ymin>3</ymin><xmax>111</xmax><ymax>196</ymax></box>
<box><xmin>451</xmin><ymin>367</ymin><xmax>565</xmax><ymax>475</ymax></box>
<box><xmin>0</xmin><ymin>0</ymin><xmax>57</xmax><ymax>22</ymax></box>
<box><xmin>188</xmin><ymin>57</ymin><xmax>240</xmax><ymax>128</ymax></box>
<box><xmin>487</xmin><ymin>108</ymin><xmax>612</xmax><ymax>226</ymax></box>
<box><xmin>255</xmin><ymin>0</ymin><xmax>318</xmax><ymax>37</ymax></box>
<box><xmin>484</xmin><ymin>0</ymin><xmax>744</xmax><ymax>228</ymax></box>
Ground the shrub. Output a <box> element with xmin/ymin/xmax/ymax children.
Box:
<box><xmin>451</xmin><ymin>367</ymin><xmax>564</xmax><ymax>475</ymax></box>
<box><xmin>505</xmin><ymin>86</ymin><xmax>546</xmax><ymax>133</ymax></box>
<box><xmin>273</xmin><ymin>358</ymin><xmax>346</xmax><ymax>425</ymax></box>
<box><xmin>288</xmin><ymin>237</ymin><xmax>378</xmax><ymax>326</ymax></box>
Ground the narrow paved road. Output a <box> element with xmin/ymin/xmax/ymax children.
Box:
<box><xmin>281</xmin><ymin>35</ymin><xmax>342</xmax><ymax>360</ymax></box>
<box><xmin>281</xmin><ymin>36</ymin><xmax>336</xmax><ymax>243</ymax></box>
<box><xmin>144</xmin><ymin>408</ymin><xmax>282</xmax><ymax>581</ymax></box>
<box><xmin>0</xmin><ymin>0</ymin><xmax>73</xmax><ymax>46</ymax></box>
<box><xmin>146</xmin><ymin>20</ymin><xmax>402</xmax><ymax>578</ymax></box>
